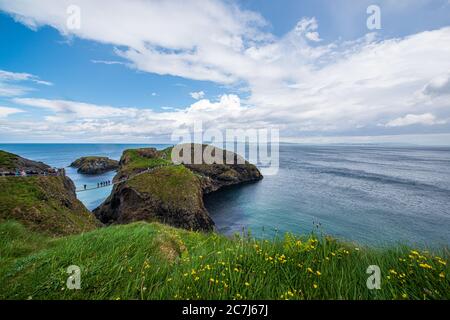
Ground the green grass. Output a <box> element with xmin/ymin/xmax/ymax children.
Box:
<box><xmin>122</xmin><ymin>149</ymin><xmax>171</xmax><ymax>170</ymax></box>
<box><xmin>0</xmin><ymin>176</ymin><xmax>98</xmax><ymax>236</ymax></box>
<box><xmin>127</xmin><ymin>165</ymin><xmax>202</xmax><ymax>212</ymax></box>
<box><xmin>0</xmin><ymin>221</ymin><xmax>448</xmax><ymax>300</ymax></box>
<box><xmin>0</xmin><ymin>150</ymin><xmax>19</xmax><ymax>171</ymax></box>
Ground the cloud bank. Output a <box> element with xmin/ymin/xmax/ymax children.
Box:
<box><xmin>1</xmin><ymin>0</ymin><xmax>450</xmax><ymax>143</ymax></box>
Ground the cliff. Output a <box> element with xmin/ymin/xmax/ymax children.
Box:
<box><xmin>0</xmin><ymin>150</ymin><xmax>98</xmax><ymax>236</ymax></box>
<box><xmin>94</xmin><ymin>144</ymin><xmax>262</xmax><ymax>231</ymax></box>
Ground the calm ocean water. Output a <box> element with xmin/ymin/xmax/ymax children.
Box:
<box><xmin>1</xmin><ymin>143</ymin><xmax>449</xmax><ymax>247</ymax></box>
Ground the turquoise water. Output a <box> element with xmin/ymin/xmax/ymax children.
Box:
<box><xmin>1</xmin><ymin>143</ymin><xmax>449</xmax><ymax>247</ymax></box>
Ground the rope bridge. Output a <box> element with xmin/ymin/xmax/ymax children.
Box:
<box><xmin>75</xmin><ymin>165</ymin><xmax>167</xmax><ymax>193</ymax></box>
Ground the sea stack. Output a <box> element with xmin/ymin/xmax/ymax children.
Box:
<box><xmin>94</xmin><ymin>144</ymin><xmax>263</xmax><ymax>231</ymax></box>
<box><xmin>70</xmin><ymin>156</ymin><xmax>119</xmax><ymax>175</ymax></box>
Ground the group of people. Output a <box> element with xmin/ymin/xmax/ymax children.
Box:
<box><xmin>97</xmin><ymin>180</ymin><xmax>112</xmax><ymax>188</ymax></box>
<box><xmin>82</xmin><ymin>180</ymin><xmax>112</xmax><ymax>190</ymax></box>
<box><xmin>1</xmin><ymin>168</ymin><xmax>65</xmax><ymax>177</ymax></box>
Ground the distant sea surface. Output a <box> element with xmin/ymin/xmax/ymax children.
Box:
<box><xmin>1</xmin><ymin>143</ymin><xmax>449</xmax><ymax>248</ymax></box>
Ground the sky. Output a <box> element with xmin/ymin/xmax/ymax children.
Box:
<box><xmin>0</xmin><ymin>0</ymin><xmax>450</xmax><ymax>144</ymax></box>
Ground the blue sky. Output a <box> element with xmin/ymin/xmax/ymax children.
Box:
<box><xmin>0</xmin><ymin>0</ymin><xmax>450</xmax><ymax>144</ymax></box>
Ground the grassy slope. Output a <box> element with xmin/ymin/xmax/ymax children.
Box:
<box><xmin>120</xmin><ymin>148</ymin><xmax>172</xmax><ymax>172</ymax></box>
<box><xmin>0</xmin><ymin>221</ymin><xmax>448</xmax><ymax>300</ymax></box>
<box><xmin>127</xmin><ymin>165</ymin><xmax>202</xmax><ymax>212</ymax></box>
<box><xmin>0</xmin><ymin>150</ymin><xmax>19</xmax><ymax>171</ymax></box>
<box><xmin>0</xmin><ymin>176</ymin><xmax>98</xmax><ymax>236</ymax></box>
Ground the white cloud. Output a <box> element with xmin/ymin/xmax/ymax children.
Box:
<box><xmin>384</xmin><ymin>113</ymin><xmax>445</xmax><ymax>127</ymax></box>
<box><xmin>0</xmin><ymin>69</ymin><xmax>52</xmax><ymax>97</ymax></box>
<box><xmin>190</xmin><ymin>91</ymin><xmax>205</xmax><ymax>100</ymax></box>
<box><xmin>1</xmin><ymin>1</ymin><xmax>450</xmax><ymax>141</ymax></box>
<box><xmin>91</xmin><ymin>59</ymin><xmax>125</xmax><ymax>66</ymax></box>
<box><xmin>422</xmin><ymin>74</ymin><xmax>450</xmax><ymax>97</ymax></box>
<box><xmin>0</xmin><ymin>106</ymin><xmax>23</xmax><ymax>118</ymax></box>
<box><xmin>295</xmin><ymin>17</ymin><xmax>322</xmax><ymax>42</ymax></box>
<box><xmin>7</xmin><ymin>95</ymin><xmax>248</xmax><ymax>141</ymax></box>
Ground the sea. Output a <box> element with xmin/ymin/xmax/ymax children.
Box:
<box><xmin>1</xmin><ymin>143</ymin><xmax>449</xmax><ymax>248</ymax></box>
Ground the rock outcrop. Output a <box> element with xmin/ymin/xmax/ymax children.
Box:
<box><xmin>0</xmin><ymin>150</ymin><xmax>50</xmax><ymax>173</ymax></box>
<box><xmin>0</xmin><ymin>150</ymin><xmax>99</xmax><ymax>236</ymax></box>
<box><xmin>70</xmin><ymin>156</ymin><xmax>119</xmax><ymax>175</ymax></box>
<box><xmin>94</xmin><ymin>144</ymin><xmax>262</xmax><ymax>231</ymax></box>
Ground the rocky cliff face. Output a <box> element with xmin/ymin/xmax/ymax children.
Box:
<box><xmin>94</xmin><ymin>144</ymin><xmax>262</xmax><ymax>231</ymax></box>
<box><xmin>94</xmin><ymin>165</ymin><xmax>213</xmax><ymax>231</ymax></box>
<box><xmin>0</xmin><ymin>150</ymin><xmax>99</xmax><ymax>236</ymax></box>
<box><xmin>70</xmin><ymin>156</ymin><xmax>119</xmax><ymax>175</ymax></box>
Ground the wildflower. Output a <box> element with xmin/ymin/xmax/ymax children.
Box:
<box><xmin>439</xmin><ymin>272</ymin><xmax>445</xmax><ymax>279</ymax></box>
<box><xmin>167</xmin><ymin>278</ymin><xmax>173</xmax><ymax>282</ymax></box>
<box><xmin>209</xmin><ymin>278</ymin><xmax>215</xmax><ymax>283</ymax></box>
<box><xmin>402</xmin><ymin>293</ymin><xmax>408</xmax><ymax>299</ymax></box>
<box><xmin>419</xmin><ymin>263</ymin><xmax>433</xmax><ymax>270</ymax></box>
<box><xmin>389</xmin><ymin>269</ymin><xmax>398</xmax><ymax>275</ymax></box>
<box><xmin>316</xmin><ymin>271</ymin><xmax>322</xmax><ymax>276</ymax></box>
<box><xmin>183</xmin><ymin>273</ymin><xmax>188</xmax><ymax>277</ymax></box>
<box><xmin>307</xmin><ymin>267</ymin><xmax>314</xmax><ymax>273</ymax></box>
<box><xmin>411</xmin><ymin>250</ymin><xmax>420</xmax><ymax>256</ymax></box>
<box><xmin>194</xmin><ymin>277</ymin><xmax>199</xmax><ymax>281</ymax></box>
<box><xmin>234</xmin><ymin>267</ymin><xmax>240</xmax><ymax>272</ymax></box>
<box><xmin>313</xmin><ymin>284</ymin><xmax>318</xmax><ymax>289</ymax></box>
<box><xmin>436</xmin><ymin>258</ymin><xmax>447</xmax><ymax>266</ymax></box>
<box><xmin>245</xmin><ymin>282</ymin><xmax>250</xmax><ymax>287</ymax></box>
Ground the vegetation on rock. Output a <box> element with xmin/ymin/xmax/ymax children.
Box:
<box><xmin>0</xmin><ymin>176</ymin><xmax>98</xmax><ymax>236</ymax></box>
<box><xmin>70</xmin><ymin>156</ymin><xmax>119</xmax><ymax>175</ymax></box>
<box><xmin>0</xmin><ymin>150</ymin><xmax>50</xmax><ymax>172</ymax></box>
<box><xmin>94</xmin><ymin>144</ymin><xmax>262</xmax><ymax>231</ymax></box>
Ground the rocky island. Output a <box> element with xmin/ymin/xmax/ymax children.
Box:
<box><xmin>94</xmin><ymin>144</ymin><xmax>263</xmax><ymax>231</ymax></box>
<box><xmin>70</xmin><ymin>156</ymin><xmax>119</xmax><ymax>175</ymax></box>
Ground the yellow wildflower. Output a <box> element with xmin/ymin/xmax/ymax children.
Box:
<box><xmin>419</xmin><ymin>263</ymin><xmax>433</xmax><ymax>270</ymax></box>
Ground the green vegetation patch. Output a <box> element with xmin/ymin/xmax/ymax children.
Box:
<box><xmin>0</xmin><ymin>221</ymin><xmax>448</xmax><ymax>300</ymax></box>
<box><xmin>127</xmin><ymin>165</ymin><xmax>202</xmax><ymax>212</ymax></box>
<box><xmin>119</xmin><ymin>149</ymin><xmax>172</xmax><ymax>176</ymax></box>
<box><xmin>0</xmin><ymin>150</ymin><xmax>19</xmax><ymax>171</ymax></box>
<box><xmin>0</xmin><ymin>176</ymin><xmax>97</xmax><ymax>236</ymax></box>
